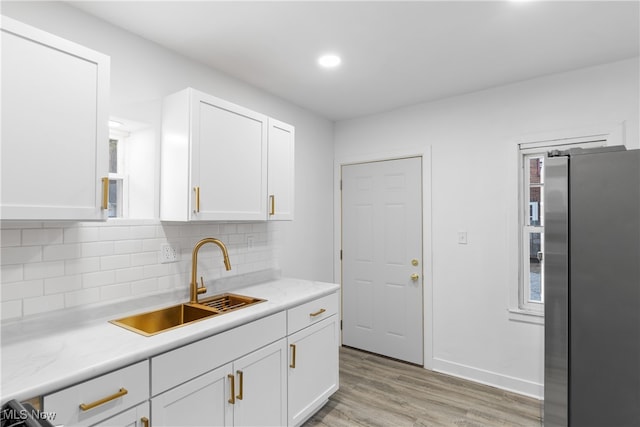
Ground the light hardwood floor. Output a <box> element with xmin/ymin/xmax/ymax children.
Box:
<box><xmin>305</xmin><ymin>346</ymin><xmax>542</xmax><ymax>427</ymax></box>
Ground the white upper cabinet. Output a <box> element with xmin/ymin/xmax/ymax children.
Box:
<box><xmin>160</xmin><ymin>88</ymin><xmax>294</xmax><ymax>221</ymax></box>
<box><xmin>267</xmin><ymin>119</ymin><xmax>295</xmax><ymax>221</ymax></box>
<box><xmin>1</xmin><ymin>16</ymin><xmax>110</xmax><ymax>221</ymax></box>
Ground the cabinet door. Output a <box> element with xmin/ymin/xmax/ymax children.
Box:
<box><xmin>1</xmin><ymin>16</ymin><xmax>109</xmax><ymax>220</ymax></box>
<box><xmin>288</xmin><ymin>317</ymin><xmax>340</xmax><ymax>427</ymax></box>
<box><xmin>267</xmin><ymin>119</ymin><xmax>295</xmax><ymax>221</ymax></box>
<box><xmin>191</xmin><ymin>93</ymin><xmax>268</xmax><ymax>221</ymax></box>
<box><xmin>152</xmin><ymin>363</ymin><xmax>233</xmax><ymax>427</ymax></box>
<box><xmin>233</xmin><ymin>339</ymin><xmax>287</xmax><ymax>427</ymax></box>
<box><xmin>89</xmin><ymin>402</ymin><xmax>149</xmax><ymax>427</ymax></box>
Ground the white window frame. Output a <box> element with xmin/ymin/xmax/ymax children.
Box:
<box><xmin>108</xmin><ymin>129</ymin><xmax>129</xmax><ymax>218</ymax></box>
<box><xmin>517</xmin><ymin>138</ymin><xmax>606</xmax><ymax>315</ymax></box>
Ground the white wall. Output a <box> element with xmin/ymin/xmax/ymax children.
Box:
<box><xmin>334</xmin><ymin>57</ymin><xmax>640</xmax><ymax>398</ymax></box>
<box><xmin>1</xmin><ymin>1</ymin><xmax>335</xmax><ymax>320</ymax></box>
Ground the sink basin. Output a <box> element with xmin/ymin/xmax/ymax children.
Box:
<box><xmin>110</xmin><ymin>293</ymin><xmax>265</xmax><ymax>336</ymax></box>
<box><xmin>110</xmin><ymin>303</ymin><xmax>219</xmax><ymax>336</ymax></box>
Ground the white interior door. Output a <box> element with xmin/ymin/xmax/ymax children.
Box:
<box><xmin>341</xmin><ymin>157</ymin><xmax>423</xmax><ymax>364</ymax></box>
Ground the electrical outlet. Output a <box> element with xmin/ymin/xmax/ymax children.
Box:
<box><xmin>160</xmin><ymin>243</ymin><xmax>178</xmax><ymax>263</ymax></box>
<box><xmin>457</xmin><ymin>231</ymin><xmax>468</xmax><ymax>245</ymax></box>
<box><xmin>247</xmin><ymin>235</ymin><xmax>255</xmax><ymax>250</ymax></box>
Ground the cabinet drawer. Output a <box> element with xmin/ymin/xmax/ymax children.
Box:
<box><xmin>151</xmin><ymin>311</ymin><xmax>286</xmax><ymax>395</ymax></box>
<box><xmin>288</xmin><ymin>292</ymin><xmax>339</xmax><ymax>335</ymax></box>
<box><xmin>43</xmin><ymin>360</ymin><xmax>149</xmax><ymax>427</ymax></box>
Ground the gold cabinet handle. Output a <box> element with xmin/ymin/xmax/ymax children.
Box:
<box><xmin>236</xmin><ymin>370</ymin><xmax>243</xmax><ymax>400</ymax></box>
<box><xmin>141</xmin><ymin>417</ymin><xmax>150</xmax><ymax>427</ymax></box>
<box><xmin>289</xmin><ymin>344</ymin><xmax>296</xmax><ymax>368</ymax></box>
<box><xmin>228</xmin><ymin>373</ymin><xmax>235</xmax><ymax>404</ymax></box>
<box><xmin>411</xmin><ymin>273</ymin><xmax>420</xmax><ymax>281</ymax></box>
<box><xmin>101</xmin><ymin>177</ymin><xmax>109</xmax><ymax>210</ymax></box>
<box><xmin>310</xmin><ymin>308</ymin><xmax>326</xmax><ymax>317</ymax></box>
<box><xmin>79</xmin><ymin>387</ymin><xmax>128</xmax><ymax>411</ymax></box>
<box><xmin>269</xmin><ymin>195</ymin><xmax>275</xmax><ymax>216</ymax></box>
<box><xmin>194</xmin><ymin>186</ymin><xmax>200</xmax><ymax>213</ymax></box>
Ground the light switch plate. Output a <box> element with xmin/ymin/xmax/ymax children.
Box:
<box><xmin>457</xmin><ymin>231</ymin><xmax>468</xmax><ymax>245</ymax></box>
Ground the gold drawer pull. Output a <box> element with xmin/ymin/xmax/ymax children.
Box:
<box><xmin>101</xmin><ymin>177</ymin><xmax>109</xmax><ymax>210</ymax></box>
<box><xmin>141</xmin><ymin>416</ymin><xmax>150</xmax><ymax>427</ymax></box>
<box><xmin>237</xmin><ymin>370</ymin><xmax>244</xmax><ymax>400</ymax></box>
<box><xmin>309</xmin><ymin>308</ymin><xmax>326</xmax><ymax>317</ymax></box>
<box><xmin>269</xmin><ymin>195</ymin><xmax>275</xmax><ymax>216</ymax></box>
<box><xmin>290</xmin><ymin>344</ymin><xmax>296</xmax><ymax>368</ymax></box>
<box><xmin>194</xmin><ymin>186</ymin><xmax>201</xmax><ymax>213</ymax></box>
<box><xmin>79</xmin><ymin>387</ymin><xmax>128</xmax><ymax>411</ymax></box>
<box><xmin>228</xmin><ymin>374</ymin><xmax>236</xmax><ymax>404</ymax></box>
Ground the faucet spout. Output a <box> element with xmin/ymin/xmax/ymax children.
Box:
<box><xmin>190</xmin><ymin>238</ymin><xmax>232</xmax><ymax>304</ymax></box>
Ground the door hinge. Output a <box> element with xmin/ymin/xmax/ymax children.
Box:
<box><xmin>340</xmin><ymin>320</ymin><xmax>343</xmax><ymax>330</ymax></box>
<box><xmin>340</xmin><ymin>180</ymin><xmax>342</xmax><ymax>190</ymax></box>
<box><xmin>340</xmin><ymin>250</ymin><xmax>342</xmax><ymax>260</ymax></box>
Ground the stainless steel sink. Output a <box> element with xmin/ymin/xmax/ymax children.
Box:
<box><xmin>110</xmin><ymin>293</ymin><xmax>265</xmax><ymax>336</ymax></box>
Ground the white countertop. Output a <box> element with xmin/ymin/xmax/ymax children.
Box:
<box><xmin>0</xmin><ymin>277</ymin><xmax>340</xmax><ymax>403</ymax></box>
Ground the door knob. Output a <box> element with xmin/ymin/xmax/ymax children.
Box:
<box><xmin>410</xmin><ymin>273</ymin><xmax>419</xmax><ymax>281</ymax></box>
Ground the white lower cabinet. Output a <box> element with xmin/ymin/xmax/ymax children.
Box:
<box><xmin>39</xmin><ymin>294</ymin><xmax>339</xmax><ymax>427</ymax></box>
<box><xmin>287</xmin><ymin>292</ymin><xmax>340</xmax><ymax>426</ymax></box>
<box><xmin>152</xmin><ymin>339</ymin><xmax>287</xmax><ymax>427</ymax></box>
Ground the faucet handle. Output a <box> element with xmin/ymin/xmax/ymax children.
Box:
<box><xmin>197</xmin><ymin>276</ymin><xmax>207</xmax><ymax>295</ymax></box>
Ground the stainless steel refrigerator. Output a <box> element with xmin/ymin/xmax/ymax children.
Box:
<box><xmin>544</xmin><ymin>146</ymin><xmax>640</xmax><ymax>426</ymax></box>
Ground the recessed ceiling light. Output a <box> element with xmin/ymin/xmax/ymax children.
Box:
<box><xmin>318</xmin><ymin>54</ymin><xmax>341</xmax><ymax>68</ymax></box>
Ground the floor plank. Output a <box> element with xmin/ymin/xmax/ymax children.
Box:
<box><xmin>304</xmin><ymin>346</ymin><xmax>542</xmax><ymax>427</ymax></box>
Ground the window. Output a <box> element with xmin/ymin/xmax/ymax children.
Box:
<box><xmin>108</xmin><ymin>133</ymin><xmax>128</xmax><ymax>218</ymax></box>
<box><xmin>518</xmin><ymin>138</ymin><xmax>605</xmax><ymax>314</ymax></box>
<box><xmin>521</xmin><ymin>152</ymin><xmax>545</xmax><ymax>311</ymax></box>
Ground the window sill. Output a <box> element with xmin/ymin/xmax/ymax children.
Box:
<box><xmin>508</xmin><ymin>308</ymin><xmax>544</xmax><ymax>325</ymax></box>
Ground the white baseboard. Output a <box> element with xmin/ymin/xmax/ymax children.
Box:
<box><xmin>432</xmin><ymin>358</ymin><xmax>543</xmax><ymax>400</ymax></box>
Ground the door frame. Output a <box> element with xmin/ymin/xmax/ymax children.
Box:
<box><xmin>334</xmin><ymin>147</ymin><xmax>433</xmax><ymax>369</ymax></box>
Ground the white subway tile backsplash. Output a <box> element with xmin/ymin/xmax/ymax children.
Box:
<box><xmin>98</xmin><ymin>226</ymin><xmax>133</xmax><ymax>241</ymax></box>
<box><xmin>65</xmin><ymin>288</ymin><xmax>100</xmax><ymax>308</ymax></box>
<box><xmin>131</xmin><ymin>278</ymin><xmax>159</xmax><ymax>295</ymax></box>
<box><xmin>45</xmin><ymin>275</ymin><xmax>82</xmax><ymax>294</ymax></box>
<box><xmin>100</xmin><ymin>254</ymin><xmax>131</xmax><ymax>271</ymax></box>
<box><xmin>115</xmin><ymin>266</ymin><xmax>145</xmax><ymax>283</ymax></box>
<box><xmin>1</xmin><ymin>220</ymin><xmax>278</xmax><ymax>321</ymax></box>
<box><xmin>24</xmin><ymin>261</ymin><xmax>65</xmax><ymax>280</ymax></box>
<box><xmin>82</xmin><ymin>270</ymin><xmax>115</xmax><ymax>288</ymax></box>
<box><xmin>114</xmin><ymin>240</ymin><xmax>144</xmax><ymax>254</ymax></box>
<box><xmin>131</xmin><ymin>251</ymin><xmax>158</xmax><ymax>267</ymax></box>
<box><xmin>1</xmin><ymin>279</ymin><xmax>43</xmax><ymax>301</ymax></box>
<box><xmin>1</xmin><ymin>300</ymin><xmax>22</xmax><ymax>320</ymax></box>
<box><xmin>65</xmin><ymin>257</ymin><xmax>101</xmax><ymax>275</ymax></box>
<box><xmin>43</xmin><ymin>243</ymin><xmax>81</xmax><ymax>261</ymax></box>
<box><xmin>1</xmin><ymin>264</ymin><xmax>23</xmax><ymax>283</ymax></box>
<box><xmin>99</xmin><ymin>282</ymin><xmax>132</xmax><ymax>301</ymax></box>
<box><xmin>22</xmin><ymin>228</ymin><xmax>63</xmax><ymax>246</ymax></box>
<box><xmin>82</xmin><ymin>241</ymin><xmax>115</xmax><ymax>257</ymax></box>
<box><xmin>1</xmin><ymin>246</ymin><xmax>42</xmax><ymax>265</ymax></box>
<box><xmin>1</xmin><ymin>229</ymin><xmax>21</xmax><ymax>247</ymax></box>
<box><xmin>24</xmin><ymin>293</ymin><xmax>65</xmax><ymax>316</ymax></box>
<box><xmin>64</xmin><ymin>226</ymin><xmax>99</xmax><ymax>243</ymax></box>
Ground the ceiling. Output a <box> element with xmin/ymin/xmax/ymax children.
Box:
<box><xmin>68</xmin><ymin>1</ymin><xmax>640</xmax><ymax>122</ymax></box>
